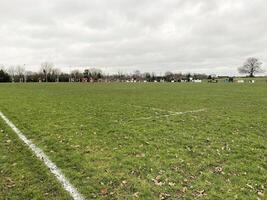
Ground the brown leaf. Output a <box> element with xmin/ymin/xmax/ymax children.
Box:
<box><xmin>182</xmin><ymin>187</ymin><xmax>187</xmax><ymax>193</ymax></box>
<box><xmin>257</xmin><ymin>191</ymin><xmax>264</xmax><ymax>197</ymax></box>
<box><xmin>4</xmin><ymin>177</ymin><xmax>16</xmax><ymax>188</ymax></box>
<box><xmin>100</xmin><ymin>188</ymin><xmax>108</xmax><ymax>195</ymax></box>
<box><xmin>168</xmin><ymin>182</ymin><xmax>175</xmax><ymax>186</ymax></box>
<box><xmin>133</xmin><ymin>192</ymin><xmax>139</xmax><ymax>198</ymax></box>
<box><xmin>152</xmin><ymin>175</ymin><xmax>165</xmax><ymax>186</ymax></box>
<box><xmin>193</xmin><ymin>190</ymin><xmax>206</xmax><ymax>198</ymax></box>
<box><xmin>159</xmin><ymin>192</ymin><xmax>171</xmax><ymax>200</ymax></box>
<box><xmin>214</xmin><ymin>167</ymin><xmax>223</xmax><ymax>174</ymax></box>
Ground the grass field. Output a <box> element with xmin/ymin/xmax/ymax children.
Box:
<box><xmin>0</xmin><ymin>83</ymin><xmax>266</xmax><ymax>199</ymax></box>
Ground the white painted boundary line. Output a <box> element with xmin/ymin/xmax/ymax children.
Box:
<box><xmin>137</xmin><ymin>108</ymin><xmax>206</xmax><ymax>120</ymax></box>
<box><xmin>0</xmin><ymin>111</ymin><xmax>84</xmax><ymax>200</ymax></box>
<box><xmin>129</xmin><ymin>105</ymin><xmax>206</xmax><ymax>120</ymax></box>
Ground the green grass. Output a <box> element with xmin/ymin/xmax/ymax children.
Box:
<box><xmin>0</xmin><ymin>83</ymin><xmax>266</xmax><ymax>199</ymax></box>
<box><xmin>0</xmin><ymin>117</ymin><xmax>71</xmax><ymax>199</ymax></box>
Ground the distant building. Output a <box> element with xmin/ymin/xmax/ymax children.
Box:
<box><xmin>192</xmin><ymin>79</ymin><xmax>202</xmax><ymax>83</ymax></box>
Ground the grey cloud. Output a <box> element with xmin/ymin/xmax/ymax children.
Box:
<box><xmin>0</xmin><ymin>0</ymin><xmax>267</xmax><ymax>75</ymax></box>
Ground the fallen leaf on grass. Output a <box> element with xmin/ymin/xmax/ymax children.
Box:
<box><xmin>257</xmin><ymin>191</ymin><xmax>264</xmax><ymax>197</ymax></box>
<box><xmin>182</xmin><ymin>187</ymin><xmax>188</xmax><ymax>193</ymax></box>
<box><xmin>120</xmin><ymin>180</ymin><xmax>127</xmax><ymax>186</ymax></box>
<box><xmin>168</xmin><ymin>182</ymin><xmax>175</xmax><ymax>186</ymax></box>
<box><xmin>246</xmin><ymin>184</ymin><xmax>254</xmax><ymax>190</ymax></box>
<box><xmin>152</xmin><ymin>175</ymin><xmax>165</xmax><ymax>186</ymax></box>
<box><xmin>133</xmin><ymin>192</ymin><xmax>139</xmax><ymax>198</ymax></box>
<box><xmin>136</xmin><ymin>153</ymin><xmax>145</xmax><ymax>158</ymax></box>
<box><xmin>193</xmin><ymin>190</ymin><xmax>206</xmax><ymax>199</ymax></box>
<box><xmin>6</xmin><ymin>140</ymin><xmax>11</xmax><ymax>144</ymax></box>
<box><xmin>214</xmin><ymin>167</ymin><xmax>224</xmax><ymax>174</ymax></box>
<box><xmin>159</xmin><ymin>192</ymin><xmax>171</xmax><ymax>199</ymax></box>
<box><xmin>100</xmin><ymin>188</ymin><xmax>108</xmax><ymax>195</ymax></box>
<box><xmin>4</xmin><ymin>177</ymin><xmax>16</xmax><ymax>188</ymax></box>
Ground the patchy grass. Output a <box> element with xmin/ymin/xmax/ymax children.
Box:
<box><xmin>0</xmin><ymin>83</ymin><xmax>266</xmax><ymax>199</ymax></box>
<box><xmin>0</xmin><ymin>120</ymin><xmax>71</xmax><ymax>200</ymax></box>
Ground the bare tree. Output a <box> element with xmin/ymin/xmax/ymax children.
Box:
<box><xmin>132</xmin><ymin>70</ymin><xmax>141</xmax><ymax>81</ymax></box>
<box><xmin>238</xmin><ymin>57</ymin><xmax>264</xmax><ymax>77</ymax></box>
<box><xmin>15</xmin><ymin>65</ymin><xmax>25</xmax><ymax>82</ymax></box>
<box><xmin>71</xmin><ymin>69</ymin><xmax>82</xmax><ymax>82</ymax></box>
<box><xmin>90</xmin><ymin>68</ymin><xmax>103</xmax><ymax>82</ymax></box>
<box><xmin>8</xmin><ymin>66</ymin><xmax>16</xmax><ymax>82</ymax></box>
<box><xmin>52</xmin><ymin>68</ymin><xmax>61</xmax><ymax>82</ymax></box>
<box><xmin>40</xmin><ymin>62</ymin><xmax>54</xmax><ymax>82</ymax></box>
<box><xmin>117</xmin><ymin>71</ymin><xmax>124</xmax><ymax>79</ymax></box>
<box><xmin>173</xmin><ymin>73</ymin><xmax>182</xmax><ymax>81</ymax></box>
<box><xmin>24</xmin><ymin>71</ymin><xmax>35</xmax><ymax>82</ymax></box>
<box><xmin>165</xmin><ymin>71</ymin><xmax>174</xmax><ymax>82</ymax></box>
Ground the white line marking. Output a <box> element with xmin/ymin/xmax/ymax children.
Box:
<box><xmin>129</xmin><ymin>105</ymin><xmax>206</xmax><ymax>120</ymax></box>
<box><xmin>0</xmin><ymin>111</ymin><xmax>84</xmax><ymax>200</ymax></box>
<box><xmin>138</xmin><ymin>109</ymin><xmax>206</xmax><ymax>120</ymax></box>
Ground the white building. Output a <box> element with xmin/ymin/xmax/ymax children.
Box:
<box><xmin>237</xmin><ymin>80</ymin><xmax>244</xmax><ymax>83</ymax></box>
<box><xmin>192</xmin><ymin>79</ymin><xmax>202</xmax><ymax>83</ymax></box>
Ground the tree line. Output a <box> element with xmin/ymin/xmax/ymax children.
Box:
<box><xmin>0</xmin><ymin>58</ymin><xmax>264</xmax><ymax>83</ymax></box>
<box><xmin>0</xmin><ymin>62</ymin><xmax>208</xmax><ymax>83</ymax></box>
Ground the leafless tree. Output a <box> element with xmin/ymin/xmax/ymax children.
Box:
<box><xmin>238</xmin><ymin>57</ymin><xmax>264</xmax><ymax>77</ymax></box>
<box><xmin>90</xmin><ymin>68</ymin><xmax>103</xmax><ymax>81</ymax></box>
<box><xmin>70</xmin><ymin>69</ymin><xmax>83</xmax><ymax>82</ymax></box>
<box><xmin>8</xmin><ymin>66</ymin><xmax>16</xmax><ymax>82</ymax></box>
<box><xmin>24</xmin><ymin>71</ymin><xmax>35</xmax><ymax>82</ymax></box>
<box><xmin>132</xmin><ymin>70</ymin><xmax>141</xmax><ymax>81</ymax></box>
<box><xmin>15</xmin><ymin>65</ymin><xmax>25</xmax><ymax>82</ymax></box>
<box><xmin>165</xmin><ymin>71</ymin><xmax>174</xmax><ymax>82</ymax></box>
<box><xmin>40</xmin><ymin>62</ymin><xmax>54</xmax><ymax>82</ymax></box>
<box><xmin>52</xmin><ymin>68</ymin><xmax>61</xmax><ymax>82</ymax></box>
<box><xmin>117</xmin><ymin>71</ymin><xmax>124</xmax><ymax>78</ymax></box>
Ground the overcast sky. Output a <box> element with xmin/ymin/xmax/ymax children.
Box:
<box><xmin>0</xmin><ymin>0</ymin><xmax>267</xmax><ymax>75</ymax></box>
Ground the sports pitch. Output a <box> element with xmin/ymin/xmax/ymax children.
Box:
<box><xmin>0</xmin><ymin>83</ymin><xmax>266</xmax><ymax>199</ymax></box>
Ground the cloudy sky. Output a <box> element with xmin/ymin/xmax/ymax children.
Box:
<box><xmin>0</xmin><ymin>0</ymin><xmax>267</xmax><ymax>75</ymax></box>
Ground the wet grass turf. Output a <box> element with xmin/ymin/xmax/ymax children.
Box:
<box><xmin>0</xmin><ymin>83</ymin><xmax>266</xmax><ymax>199</ymax></box>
